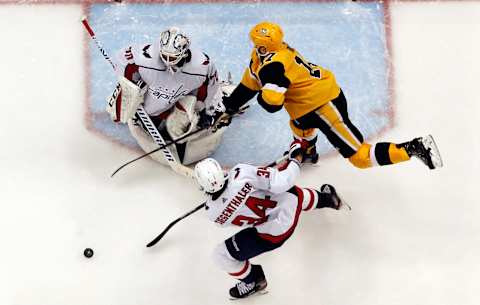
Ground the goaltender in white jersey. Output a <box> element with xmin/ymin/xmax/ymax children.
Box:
<box><xmin>107</xmin><ymin>26</ymin><xmax>229</xmax><ymax>165</ymax></box>
<box><xmin>194</xmin><ymin>139</ymin><xmax>350</xmax><ymax>299</ymax></box>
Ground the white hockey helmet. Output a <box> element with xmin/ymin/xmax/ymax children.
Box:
<box><xmin>159</xmin><ymin>26</ymin><xmax>190</xmax><ymax>69</ymax></box>
<box><xmin>194</xmin><ymin>158</ymin><xmax>227</xmax><ymax>193</ymax></box>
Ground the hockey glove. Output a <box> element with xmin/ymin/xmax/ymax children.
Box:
<box><xmin>197</xmin><ymin>109</ymin><xmax>216</xmax><ymax>129</ymax></box>
<box><xmin>222</xmin><ymin>95</ymin><xmax>240</xmax><ymax>115</ymax></box>
<box><xmin>288</xmin><ymin>139</ymin><xmax>308</xmax><ymax>165</ymax></box>
<box><xmin>209</xmin><ymin>111</ymin><xmax>231</xmax><ymax>132</ymax></box>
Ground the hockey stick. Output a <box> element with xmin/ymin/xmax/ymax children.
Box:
<box><xmin>145</xmin><ymin>154</ymin><xmax>289</xmax><ymax>248</ymax></box>
<box><xmin>110</xmin><ymin>123</ymin><xmax>207</xmax><ymax>178</ymax></box>
<box><xmin>110</xmin><ymin>105</ymin><xmax>250</xmax><ymax>177</ymax></box>
<box><xmin>81</xmin><ymin>17</ymin><xmax>193</xmax><ymax>178</ymax></box>
<box><xmin>81</xmin><ymin>17</ymin><xmax>116</xmax><ymax>70</ymax></box>
<box><xmin>136</xmin><ymin>105</ymin><xmax>194</xmax><ymax>177</ymax></box>
<box><xmin>146</xmin><ymin>201</ymin><xmax>206</xmax><ymax>248</ymax></box>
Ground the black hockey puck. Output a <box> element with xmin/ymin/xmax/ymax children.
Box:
<box><xmin>84</xmin><ymin>248</ymin><xmax>94</xmax><ymax>258</ymax></box>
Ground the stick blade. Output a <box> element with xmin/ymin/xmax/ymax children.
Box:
<box><xmin>146</xmin><ymin>229</ymin><xmax>169</xmax><ymax>247</ymax></box>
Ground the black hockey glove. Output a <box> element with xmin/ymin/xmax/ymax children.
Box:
<box><xmin>222</xmin><ymin>95</ymin><xmax>240</xmax><ymax>115</ymax></box>
<box><xmin>213</xmin><ymin>113</ymin><xmax>232</xmax><ymax>131</ymax></box>
<box><xmin>197</xmin><ymin>109</ymin><xmax>216</xmax><ymax>129</ymax></box>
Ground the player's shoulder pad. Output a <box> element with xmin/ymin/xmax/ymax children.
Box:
<box><xmin>129</xmin><ymin>43</ymin><xmax>160</xmax><ymax>65</ymax></box>
<box><xmin>183</xmin><ymin>48</ymin><xmax>210</xmax><ymax>76</ymax></box>
<box><xmin>267</xmin><ymin>48</ymin><xmax>295</xmax><ymax>69</ymax></box>
<box><xmin>272</xmin><ymin>50</ymin><xmax>294</xmax><ymax>64</ymax></box>
<box><xmin>229</xmin><ymin>163</ymin><xmax>258</xmax><ymax>181</ymax></box>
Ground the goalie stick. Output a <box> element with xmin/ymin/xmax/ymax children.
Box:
<box><xmin>146</xmin><ymin>154</ymin><xmax>289</xmax><ymax>248</ymax></box>
<box><xmin>110</xmin><ymin>105</ymin><xmax>250</xmax><ymax>177</ymax></box>
<box><xmin>81</xmin><ymin>16</ymin><xmax>194</xmax><ymax>178</ymax></box>
<box><xmin>136</xmin><ymin>105</ymin><xmax>194</xmax><ymax>177</ymax></box>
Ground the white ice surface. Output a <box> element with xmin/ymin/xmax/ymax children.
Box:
<box><xmin>0</xmin><ymin>2</ymin><xmax>479</xmax><ymax>305</ymax></box>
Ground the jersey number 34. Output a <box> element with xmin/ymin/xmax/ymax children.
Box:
<box><xmin>231</xmin><ymin>196</ymin><xmax>277</xmax><ymax>227</ymax></box>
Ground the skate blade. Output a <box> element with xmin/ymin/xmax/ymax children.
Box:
<box><xmin>229</xmin><ymin>290</ymin><xmax>268</xmax><ymax>301</ymax></box>
<box><xmin>338</xmin><ymin>194</ymin><xmax>352</xmax><ymax>211</ymax></box>
<box><xmin>424</xmin><ymin>135</ymin><xmax>443</xmax><ymax>169</ymax></box>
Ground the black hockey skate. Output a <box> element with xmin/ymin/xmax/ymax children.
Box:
<box><xmin>319</xmin><ymin>184</ymin><xmax>351</xmax><ymax>211</ymax></box>
<box><xmin>229</xmin><ymin>265</ymin><xmax>268</xmax><ymax>299</ymax></box>
<box><xmin>304</xmin><ymin>144</ymin><xmax>319</xmax><ymax>164</ymax></box>
<box><xmin>283</xmin><ymin>142</ymin><xmax>319</xmax><ymax>164</ymax></box>
<box><xmin>399</xmin><ymin>135</ymin><xmax>443</xmax><ymax>170</ymax></box>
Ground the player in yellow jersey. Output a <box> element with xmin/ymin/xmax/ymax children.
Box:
<box><xmin>222</xmin><ymin>21</ymin><xmax>443</xmax><ymax>170</ymax></box>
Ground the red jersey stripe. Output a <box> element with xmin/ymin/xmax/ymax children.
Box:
<box><xmin>257</xmin><ymin>186</ymin><xmax>303</xmax><ymax>244</ymax></box>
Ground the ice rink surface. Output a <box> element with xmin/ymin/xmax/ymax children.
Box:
<box><xmin>1</xmin><ymin>1</ymin><xmax>479</xmax><ymax>305</ymax></box>
<box><xmin>87</xmin><ymin>1</ymin><xmax>390</xmax><ymax>165</ymax></box>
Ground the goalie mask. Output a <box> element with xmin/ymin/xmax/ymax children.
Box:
<box><xmin>194</xmin><ymin>158</ymin><xmax>227</xmax><ymax>194</ymax></box>
<box><xmin>159</xmin><ymin>27</ymin><xmax>191</xmax><ymax>72</ymax></box>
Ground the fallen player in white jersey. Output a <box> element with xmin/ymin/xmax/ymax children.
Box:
<box><xmin>106</xmin><ymin>26</ymin><xmax>229</xmax><ymax>166</ymax></box>
<box><xmin>193</xmin><ymin>139</ymin><xmax>350</xmax><ymax>299</ymax></box>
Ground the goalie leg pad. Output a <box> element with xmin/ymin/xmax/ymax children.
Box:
<box><xmin>181</xmin><ymin>127</ymin><xmax>226</xmax><ymax>165</ymax></box>
<box><xmin>128</xmin><ymin>119</ymin><xmax>180</xmax><ymax>166</ymax></box>
<box><xmin>166</xmin><ymin>95</ymin><xmax>199</xmax><ymax>139</ymax></box>
<box><xmin>128</xmin><ymin>118</ymin><xmax>225</xmax><ymax>166</ymax></box>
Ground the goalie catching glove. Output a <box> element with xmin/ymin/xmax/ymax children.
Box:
<box><xmin>197</xmin><ymin>109</ymin><xmax>217</xmax><ymax>129</ymax></box>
